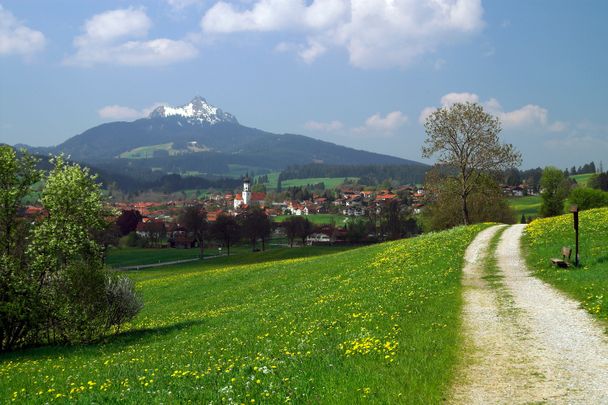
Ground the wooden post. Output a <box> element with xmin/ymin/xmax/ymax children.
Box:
<box><xmin>570</xmin><ymin>205</ymin><xmax>579</xmax><ymax>267</ymax></box>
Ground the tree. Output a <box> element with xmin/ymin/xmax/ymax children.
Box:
<box><xmin>589</xmin><ymin>172</ymin><xmax>608</xmax><ymax>191</ymax></box>
<box><xmin>297</xmin><ymin>217</ymin><xmax>313</xmax><ymax>246</ymax></box>
<box><xmin>179</xmin><ymin>205</ymin><xmax>208</xmax><ymax>258</ymax></box>
<box><xmin>116</xmin><ymin>209</ymin><xmax>142</xmax><ymax>236</ymax></box>
<box><xmin>568</xmin><ymin>187</ymin><xmax>608</xmax><ymax>211</ymax></box>
<box><xmin>211</xmin><ymin>214</ymin><xmax>240</xmax><ymax>256</ymax></box>
<box><xmin>422</xmin><ymin>169</ymin><xmax>515</xmax><ymax>231</ymax></box>
<box><xmin>282</xmin><ymin>216</ymin><xmax>311</xmax><ymax>247</ymax></box>
<box><xmin>1</xmin><ymin>152</ymin><xmax>141</xmax><ymax>351</ymax></box>
<box><xmin>422</xmin><ymin>102</ymin><xmax>521</xmax><ymax>225</ymax></box>
<box><xmin>380</xmin><ymin>199</ymin><xmax>404</xmax><ymax>240</ymax></box>
<box><xmin>240</xmin><ymin>207</ymin><xmax>271</xmax><ymax>251</ymax></box>
<box><xmin>0</xmin><ymin>148</ymin><xmax>41</xmax><ymax>257</ymax></box>
<box><xmin>539</xmin><ymin>167</ymin><xmax>570</xmax><ymax>217</ymax></box>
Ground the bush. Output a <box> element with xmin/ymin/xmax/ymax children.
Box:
<box><xmin>568</xmin><ymin>187</ymin><xmax>608</xmax><ymax>211</ymax></box>
<box><xmin>105</xmin><ymin>275</ymin><xmax>143</xmax><ymax>332</ymax></box>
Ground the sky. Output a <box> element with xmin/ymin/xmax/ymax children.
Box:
<box><xmin>1</xmin><ymin>0</ymin><xmax>607</xmax><ymax>169</ymax></box>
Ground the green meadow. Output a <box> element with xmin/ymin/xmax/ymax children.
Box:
<box><xmin>272</xmin><ymin>214</ymin><xmax>348</xmax><ymax>225</ymax></box>
<box><xmin>0</xmin><ymin>224</ymin><xmax>488</xmax><ymax>404</ymax></box>
<box><xmin>508</xmin><ymin>195</ymin><xmax>542</xmax><ymax>219</ymax></box>
<box><xmin>106</xmin><ymin>247</ymin><xmax>206</xmax><ymax>268</ymax></box>
<box><xmin>257</xmin><ymin>172</ymin><xmax>357</xmax><ymax>190</ymax></box>
<box><xmin>570</xmin><ymin>173</ymin><xmax>595</xmax><ymax>187</ymax></box>
<box><xmin>522</xmin><ymin>207</ymin><xmax>608</xmax><ymax>322</ymax></box>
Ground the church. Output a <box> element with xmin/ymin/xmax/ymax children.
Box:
<box><xmin>233</xmin><ymin>176</ymin><xmax>266</xmax><ymax>209</ymax></box>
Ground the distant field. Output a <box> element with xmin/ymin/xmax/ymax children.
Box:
<box><xmin>106</xmin><ymin>247</ymin><xmax>205</xmax><ymax>267</ymax></box>
<box><xmin>119</xmin><ymin>143</ymin><xmax>174</xmax><ymax>159</ymax></box>
<box><xmin>262</xmin><ymin>176</ymin><xmax>358</xmax><ymax>190</ymax></box>
<box><xmin>508</xmin><ymin>195</ymin><xmax>542</xmax><ymax>220</ymax></box>
<box><xmin>570</xmin><ymin>173</ymin><xmax>594</xmax><ymax>187</ymax></box>
<box><xmin>226</xmin><ymin>164</ymin><xmax>272</xmax><ymax>179</ymax></box>
<box><xmin>0</xmin><ymin>225</ymin><xmax>489</xmax><ymax>403</ymax></box>
<box><xmin>272</xmin><ymin>213</ymin><xmax>349</xmax><ymax>225</ymax></box>
<box><xmin>523</xmin><ymin>207</ymin><xmax>608</xmax><ymax>323</ymax></box>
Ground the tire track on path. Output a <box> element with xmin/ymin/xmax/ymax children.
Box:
<box><xmin>450</xmin><ymin>224</ymin><xmax>608</xmax><ymax>404</ymax></box>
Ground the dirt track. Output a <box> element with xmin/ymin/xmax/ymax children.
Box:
<box><xmin>450</xmin><ymin>224</ymin><xmax>608</xmax><ymax>404</ymax></box>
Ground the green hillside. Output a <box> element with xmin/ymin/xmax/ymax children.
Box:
<box><xmin>523</xmin><ymin>207</ymin><xmax>608</xmax><ymax>322</ymax></box>
<box><xmin>508</xmin><ymin>195</ymin><xmax>542</xmax><ymax>219</ymax></box>
<box><xmin>570</xmin><ymin>173</ymin><xmax>594</xmax><ymax>187</ymax></box>
<box><xmin>0</xmin><ymin>225</ymin><xmax>488</xmax><ymax>404</ymax></box>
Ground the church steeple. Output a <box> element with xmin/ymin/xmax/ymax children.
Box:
<box><xmin>242</xmin><ymin>174</ymin><xmax>251</xmax><ymax>205</ymax></box>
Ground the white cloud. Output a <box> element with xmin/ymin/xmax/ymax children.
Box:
<box><xmin>545</xmin><ymin>135</ymin><xmax>608</xmax><ymax>153</ymax></box>
<box><xmin>0</xmin><ymin>5</ymin><xmax>45</xmax><ymax>57</ymax></box>
<box><xmin>76</xmin><ymin>7</ymin><xmax>151</xmax><ymax>45</ymax></box>
<box><xmin>201</xmin><ymin>0</ymin><xmax>484</xmax><ymax>68</ymax></box>
<box><xmin>166</xmin><ymin>0</ymin><xmax>206</xmax><ymax>10</ymax></box>
<box><xmin>66</xmin><ymin>7</ymin><xmax>198</xmax><ymax>67</ymax></box>
<box><xmin>98</xmin><ymin>102</ymin><xmax>167</xmax><ymax>120</ymax></box>
<box><xmin>355</xmin><ymin>111</ymin><xmax>408</xmax><ymax>134</ymax></box>
<box><xmin>440</xmin><ymin>92</ymin><xmax>479</xmax><ymax>106</ymax></box>
<box><xmin>298</xmin><ymin>40</ymin><xmax>326</xmax><ymax>64</ymax></box>
<box><xmin>419</xmin><ymin>92</ymin><xmax>565</xmax><ymax>132</ymax></box>
<box><xmin>434</xmin><ymin>58</ymin><xmax>446</xmax><ymax>71</ymax></box>
<box><xmin>305</xmin><ymin>120</ymin><xmax>344</xmax><ymax>132</ymax></box>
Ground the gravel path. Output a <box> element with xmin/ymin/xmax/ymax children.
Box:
<box><xmin>450</xmin><ymin>224</ymin><xmax>608</xmax><ymax>404</ymax></box>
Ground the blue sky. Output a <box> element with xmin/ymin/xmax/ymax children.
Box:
<box><xmin>1</xmin><ymin>0</ymin><xmax>607</xmax><ymax>169</ymax></box>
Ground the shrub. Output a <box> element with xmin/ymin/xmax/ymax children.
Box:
<box><xmin>568</xmin><ymin>187</ymin><xmax>608</xmax><ymax>211</ymax></box>
<box><xmin>105</xmin><ymin>275</ymin><xmax>143</xmax><ymax>332</ymax></box>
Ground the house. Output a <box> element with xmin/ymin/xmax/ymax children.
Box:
<box><xmin>306</xmin><ymin>233</ymin><xmax>332</xmax><ymax>245</ymax></box>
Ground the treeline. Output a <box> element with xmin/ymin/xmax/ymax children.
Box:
<box><xmin>569</xmin><ymin>161</ymin><xmax>599</xmax><ymax>175</ymax></box>
<box><xmin>89</xmin><ymin>166</ymin><xmax>241</xmax><ymax>193</ymax></box>
<box><xmin>278</xmin><ymin>164</ymin><xmax>429</xmax><ymax>185</ymax></box>
<box><xmin>501</xmin><ymin>161</ymin><xmax>601</xmax><ymax>190</ymax></box>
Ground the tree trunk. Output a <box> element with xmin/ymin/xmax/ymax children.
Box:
<box><xmin>462</xmin><ymin>194</ymin><xmax>470</xmax><ymax>225</ymax></box>
<box><xmin>262</xmin><ymin>237</ymin><xmax>265</xmax><ymax>251</ymax></box>
<box><xmin>199</xmin><ymin>237</ymin><xmax>204</xmax><ymax>259</ymax></box>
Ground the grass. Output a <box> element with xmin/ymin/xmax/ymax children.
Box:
<box><xmin>258</xmin><ymin>173</ymin><xmax>358</xmax><ymax>190</ymax></box>
<box><xmin>106</xmin><ymin>247</ymin><xmax>206</xmax><ymax>268</ymax></box>
<box><xmin>570</xmin><ymin>173</ymin><xmax>595</xmax><ymax>187</ymax></box>
<box><xmin>119</xmin><ymin>143</ymin><xmax>174</xmax><ymax>159</ymax></box>
<box><xmin>272</xmin><ymin>214</ymin><xmax>349</xmax><ymax>225</ymax></box>
<box><xmin>0</xmin><ymin>224</ymin><xmax>489</xmax><ymax>404</ymax></box>
<box><xmin>522</xmin><ymin>207</ymin><xmax>608</xmax><ymax>323</ymax></box>
<box><xmin>508</xmin><ymin>195</ymin><xmax>542</xmax><ymax>220</ymax></box>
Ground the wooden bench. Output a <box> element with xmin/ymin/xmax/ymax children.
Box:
<box><xmin>550</xmin><ymin>246</ymin><xmax>572</xmax><ymax>268</ymax></box>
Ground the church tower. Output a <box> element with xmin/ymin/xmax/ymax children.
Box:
<box><xmin>242</xmin><ymin>175</ymin><xmax>251</xmax><ymax>206</ymax></box>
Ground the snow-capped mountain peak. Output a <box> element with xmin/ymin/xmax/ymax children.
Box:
<box><xmin>149</xmin><ymin>96</ymin><xmax>238</xmax><ymax>125</ymax></box>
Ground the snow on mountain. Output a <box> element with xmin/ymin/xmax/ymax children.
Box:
<box><xmin>149</xmin><ymin>96</ymin><xmax>238</xmax><ymax>125</ymax></box>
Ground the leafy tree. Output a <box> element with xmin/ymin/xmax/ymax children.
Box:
<box><xmin>297</xmin><ymin>217</ymin><xmax>313</xmax><ymax>246</ymax></box>
<box><xmin>0</xmin><ymin>151</ymin><xmax>141</xmax><ymax>352</ymax></box>
<box><xmin>140</xmin><ymin>220</ymin><xmax>167</xmax><ymax>248</ymax></box>
<box><xmin>116</xmin><ymin>209</ymin><xmax>142</xmax><ymax>236</ymax></box>
<box><xmin>345</xmin><ymin>218</ymin><xmax>368</xmax><ymax>243</ymax></box>
<box><xmin>568</xmin><ymin>187</ymin><xmax>608</xmax><ymax>211</ymax></box>
<box><xmin>211</xmin><ymin>214</ymin><xmax>240</xmax><ymax>256</ymax></box>
<box><xmin>282</xmin><ymin>216</ymin><xmax>311</xmax><ymax>247</ymax></box>
<box><xmin>28</xmin><ymin>155</ymin><xmax>106</xmax><ymax>275</ymax></box>
<box><xmin>539</xmin><ymin>167</ymin><xmax>571</xmax><ymax>217</ymax></box>
<box><xmin>422</xmin><ymin>170</ymin><xmax>515</xmax><ymax>231</ymax></box>
<box><xmin>589</xmin><ymin>172</ymin><xmax>608</xmax><ymax>191</ymax></box>
<box><xmin>422</xmin><ymin>102</ymin><xmax>521</xmax><ymax>225</ymax></box>
<box><xmin>179</xmin><ymin>205</ymin><xmax>208</xmax><ymax>258</ymax></box>
<box><xmin>0</xmin><ymin>147</ymin><xmax>41</xmax><ymax>257</ymax></box>
<box><xmin>240</xmin><ymin>207</ymin><xmax>272</xmax><ymax>251</ymax></box>
<box><xmin>380</xmin><ymin>199</ymin><xmax>404</xmax><ymax>240</ymax></box>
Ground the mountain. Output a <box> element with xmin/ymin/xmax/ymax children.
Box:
<box><xmin>24</xmin><ymin>97</ymin><xmax>425</xmax><ymax>176</ymax></box>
